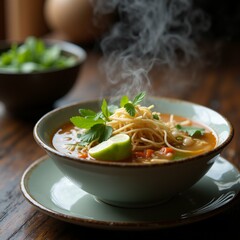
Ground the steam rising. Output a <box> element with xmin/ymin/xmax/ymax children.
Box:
<box><xmin>91</xmin><ymin>0</ymin><xmax>210</xmax><ymax>98</ymax></box>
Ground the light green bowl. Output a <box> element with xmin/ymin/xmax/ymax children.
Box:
<box><xmin>33</xmin><ymin>97</ymin><xmax>233</xmax><ymax>208</ymax></box>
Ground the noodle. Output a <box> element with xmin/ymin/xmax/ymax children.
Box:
<box><xmin>107</xmin><ymin>104</ymin><xmax>207</xmax><ymax>153</ymax></box>
<box><xmin>52</xmin><ymin>98</ymin><xmax>217</xmax><ymax>163</ymax></box>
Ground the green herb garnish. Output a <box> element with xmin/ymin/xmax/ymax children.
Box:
<box><xmin>153</xmin><ymin>114</ymin><xmax>159</xmax><ymax>120</ymax></box>
<box><xmin>101</xmin><ymin>99</ymin><xmax>111</xmax><ymax>121</ymax></box>
<box><xmin>70</xmin><ymin>116</ymin><xmax>104</xmax><ymax>129</ymax></box>
<box><xmin>70</xmin><ymin>92</ymin><xmax>146</xmax><ymax>145</ymax></box>
<box><xmin>175</xmin><ymin>124</ymin><xmax>205</xmax><ymax>137</ymax></box>
<box><xmin>0</xmin><ymin>36</ymin><xmax>77</xmax><ymax>73</ymax></box>
<box><xmin>78</xmin><ymin>124</ymin><xmax>113</xmax><ymax>146</ymax></box>
<box><xmin>120</xmin><ymin>91</ymin><xmax>146</xmax><ymax>116</ymax></box>
<box><xmin>70</xmin><ymin>99</ymin><xmax>114</xmax><ymax>146</ymax></box>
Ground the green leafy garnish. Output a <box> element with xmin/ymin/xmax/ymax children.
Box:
<box><xmin>70</xmin><ymin>99</ymin><xmax>114</xmax><ymax>145</ymax></box>
<box><xmin>78</xmin><ymin>124</ymin><xmax>113</xmax><ymax>146</ymax></box>
<box><xmin>70</xmin><ymin>116</ymin><xmax>104</xmax><ymax>129</ymax></box>
<box><xmin>70</xmin><ymin>92</ymin><xmax>147</xmax><ymax>145</ymax></box>
<box><xmin>78</xmin><ymin>109</ymin><xmax>96</xmax><ymax>118</ymax></box>
<box><xmin>120</xmin><ymin>95</ymin><xmax>129</xmax><ymax>107</ymax></box>
<box><xmin>153</xmin><ymin>114</ymin><xmax>159</xmax><ymax>120</ymax></box>
<box><xmin>101</xmin><ymin>99</ymin><xmax>111</xmax><ymax>121</ymax></box>
<box><xmin>175</xmin><ymin>124</ymin><xmax>205</xmax><ymax>137</ymax></box>
<box><xmin>0</xmin><ymin>36</ymin><xmax>77</xmax><ymax>73</ymax></box>
<box><xmin>124</xmin><ymin>103</ymin><xmax>136</xmax><ymax>116</ymax></box>
<box><xmin>120</xmin><ymin>91</ymin><xmax>146</xmax><ymax>116</ymax></box>
<box><xmin>132</xmin><ymin>92</ymin><xmax>146</xmax><ymax>105</ymax></box>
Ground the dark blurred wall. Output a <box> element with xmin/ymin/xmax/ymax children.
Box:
<box><xmin>0</xmin><ymin>0</ymin><xmax>5</xmax><ymax>39</ymax></box>
<box><xmin>195</xmin><ymin>0</ymin><xmax>240</xmax><ymax>41</ymax></box>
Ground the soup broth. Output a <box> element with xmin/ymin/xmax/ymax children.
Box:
<box><xmin>52</xmin><ymin>114</ymin><xmax>217</xmax><ymax>163</ymax></box>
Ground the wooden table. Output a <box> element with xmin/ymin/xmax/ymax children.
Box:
<box><xmin>1</xmin><ymin>43</ymin><xmax>240</xmax><ymax>239</ymax></box>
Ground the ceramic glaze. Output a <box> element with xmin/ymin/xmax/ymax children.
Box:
<box><xmin>20</xmin><ymin>155</ymin><xmax>240</xmax><ymax>230</ymax></box>
<box><xmin>33</xmin><ymin>97</ymin><xmax>234</xmax><ymax>207</ymax></box>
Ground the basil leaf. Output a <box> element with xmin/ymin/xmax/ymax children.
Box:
<box><xmin>98</xmin><ymin>126</ymin><xmax>113</xmax><ymax>142</ymax></box>
<box><xmin>132</xmin><ymin>92</ymin><xmax>145</xmax><ymax>105</ymax></box>
<box><xmin>124</xmin><ymin>103</ymin><xmax>136</xmax><ymax>116</ymax></box>
<box><xmin>120</xmin><ymin>95</ymin><xmax>129</xmax><ymax>107</ymax></box>
<box><xmin>122</xmin><ymin>92</ymin><xmax>145</xmax><ymax>116</ymax></box>
<box><xmin>101</xmin><ymin>99</ymin><xmax>110</xmax><ymax>121</ymax></box>
<box><xmin>79</xmin><ymin>124</ymin><xmax>112</xmax><ymax>144</ymax></box>
<box><xmin>94</xmin><ymin>111</ymin><xmax>103</xmax><ymax>120</ymax></box>
<box><xmin>70</xmin><ymin>116</ymin><xmax>104</xmax><ymax>129</ymax></box>
<box><xmin>79</xmin><ymin>109</ymin><xmax>96</xmax><ymax>117</ymax></box>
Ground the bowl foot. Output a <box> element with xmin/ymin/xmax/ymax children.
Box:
<box><xmin>94</xmin><ymin>196</ymin><xmax>172</xmax><ymax>209</ymax></box>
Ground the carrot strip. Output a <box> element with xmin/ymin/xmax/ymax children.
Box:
<box><xmin>145</xmin><ymin>149</ymin><xmax>154</xmax><ymax>158</ymax></box>
<box><xmin>78</xmin><ymin>152</ymin><xmax>88</xmax><ymax>159</ymax></box>
<box><xmin>160</xmin><ymin>147</ymin><xmax>173</xmax><ymax>155</ymax></box>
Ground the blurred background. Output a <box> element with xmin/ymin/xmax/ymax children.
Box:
<box><xmin>0</xmin><ymin>0</ymin><xmax>114</xmax><ymax>46</ymax></box>
<box><xmin>1</xmin><ymin>0</ymin><xmax>240</xmax><ymax>112</ymax></box>
<box><xmin>0</xmin><ymin>0</ymin><xmax>240</xmax><ymax>45</ymax></box>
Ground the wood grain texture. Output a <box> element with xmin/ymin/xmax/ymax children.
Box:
<box><xmin>0</xmin><ymin>44</ymin><xmax>240</xmax><ymax>239</ymax></box>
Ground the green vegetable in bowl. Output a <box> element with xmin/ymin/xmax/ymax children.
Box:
<box><xmin>0</xmin><ymin>36</ymin><xmax>77</xmax><ymax>73</ymax></box>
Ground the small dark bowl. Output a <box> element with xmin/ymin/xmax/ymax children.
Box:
<box><xmin>0</xmin><ymin>39</ymin><xmax>86</xmax><ymax>119</ymax></box>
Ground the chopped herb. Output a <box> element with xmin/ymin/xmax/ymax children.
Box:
<box><xmin>176</xmin><ymin>136</ymin><xmax>183</xmax><ymax>141</ymax></box>
<box><xmin>153</xmin><ymin>114</ymin><xmax>159</xmax><ymax>120</ymax></box>
<box><xmin>175</xmin><ymin>124</ymin><xmax>205</xmax><ymax>137</ymax></box>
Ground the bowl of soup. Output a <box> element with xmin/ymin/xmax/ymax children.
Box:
<box><xmin>0</xmin><ymin>36</ymin><xmax>86</xmax><ymax>119</ymax></box>
<box><xmin>33</xmin><ymin>92</ymin><xmax>233</xmax><ymax>208</ymax></box>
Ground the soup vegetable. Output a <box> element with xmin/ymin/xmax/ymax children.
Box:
<box><xmin>52</xmin><ymin>92</ymin><xmax>217</xmax><ymax>163</ymax></box>
<box><xmin>0</xmin><ymin>36</ymin><xmax>77</xmax><ymax>73</ymax></box>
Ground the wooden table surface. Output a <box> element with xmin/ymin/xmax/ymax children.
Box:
<box><xmin>1</xmin><ymin>42</ymin><xmax>240</xmax><ymax>239</ymax></box>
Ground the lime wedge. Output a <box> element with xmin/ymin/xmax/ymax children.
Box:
<box><xmin>89</xmin><ymin>134</ymin><xmax>132</xmax><ymax>161</ymax></box>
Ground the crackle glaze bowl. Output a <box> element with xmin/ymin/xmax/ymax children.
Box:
<box><xmin>33</xmin><ymin>97</ymin><xmax>233</xmax><ymax>208</ymax></box>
